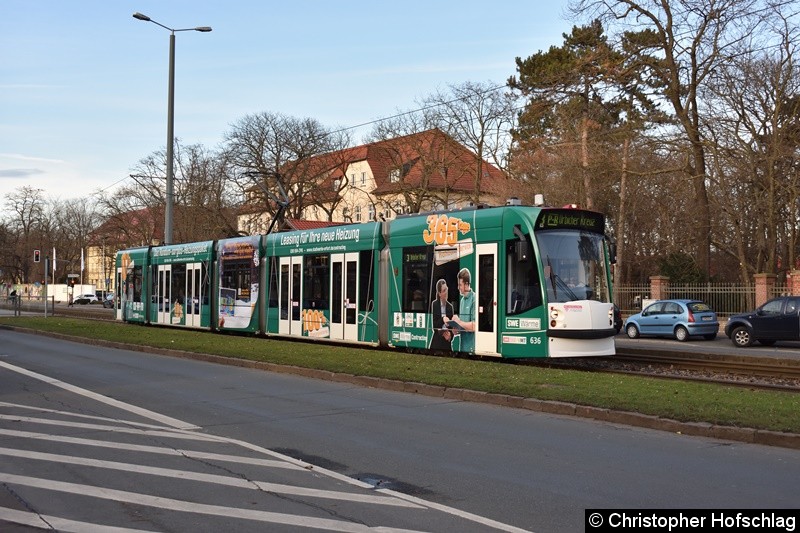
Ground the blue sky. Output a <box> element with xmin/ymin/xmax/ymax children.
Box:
<box><xmin>1</xmin><ymin>1</ymin><xmax>573</xmax><ymax>204</ymax></box>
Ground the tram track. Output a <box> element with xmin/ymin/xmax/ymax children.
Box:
<box><xmin>530</xmin><ymin>348</ymin><xmax>800</xmax><ymax>392</ymax></box>
<box><xmin>613</xmin><ymin>350</ymin><xmax>800</xmax><ymax>380</ymax></box>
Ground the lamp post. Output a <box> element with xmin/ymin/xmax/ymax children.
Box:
<box><xmin>132</xmin><ymin>12</ymin><xmax>211</xmax><ymax>245</ymax></box>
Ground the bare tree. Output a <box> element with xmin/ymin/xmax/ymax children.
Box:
<box><xmin>704</xmin><ymin>4</ymin><xmax>800</xmax><ymax>282</ymax></box>
<box><xmin>39</xmin><ymin>198</ymin><xmax>101</xmax><ymax>283</ymax></box>
<box><xmin>2</xmin><ymin>187</ymin><xmax>46</xmax><ymax>283</ymax></box>
<box><xmin>171</xmin><ymin>143</ymin><xmax>240</xmax><ymax>241</ymax></box>
<box><xmin>419</xmin><ymin>81</ymin><xmax>516</xmax><ymax>204</ymax></box>
<box><xmin>223</xmin><ymin>112</ymin><xmax>352</xmax><ymax>226</ymax></box>
<box><xmin>97</xmin><ymin>140</ymin><xmax>238</xmax><ymax>244</ymax></box>
<box><xmin>0</xmin><ymin>188</ymin><xmax>107</xmax><ymax>285</ymax></box>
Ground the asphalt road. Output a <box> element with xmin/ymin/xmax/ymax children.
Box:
<box><xmin>0</xmin><ymin>329</ymin><xmax>798</xmax><ymax>532</ymax></box>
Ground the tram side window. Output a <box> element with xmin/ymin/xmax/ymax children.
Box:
<box><xmin>220</xmin><ymin>259</ymin><xmax>252</xmax><ymax>302</ymax></box>
<box><xmin>150</xmin><ymin>266</ymin><xmax>161</xmax><ymax>309</ymax></box>
<box><xmin>171</xmin><ymin>264</ymin><xmax>186</xmax><ymax>309</ymax></box>
<box><xmin>303</xmin><ymin>254</ymin><xmax>329</xmax><ymax>310</ymax></box>
<box><xmin>267</xmin><ymin>257</ymin><xmax>278</xmax><ymax>308</ymax></box>
<box><xmin>359</xmin><ymin>250</ymin><xmax>375</xmax><ymax>312</ymax></box>
<box><xmin>403</xmin><ymin>246</ymin><xmax>432</xmax><ymax>312</ymax></box>
<box><xmin>127</xmin><ymin>265</ymin><xmax>143</xmax><ymax>302</ymax></box>
<box><xmin>506</xmin><ymin>236</ymin><xmax>541</xmax><ymax>314</ymax></box>
<box><xmin>200</xmin><ymin>262</ymin><xmax>209</xmax><ymax>306</ymax></box>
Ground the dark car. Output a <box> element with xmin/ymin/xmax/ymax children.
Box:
<box><xmin>725</xmin><ymin>296</ymin><xmax>800</xmax><ymax>347</ymax></box>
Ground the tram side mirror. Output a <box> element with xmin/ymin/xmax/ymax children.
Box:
<box><xmin>515</xmin><ymin>240</ymin><xmax>531</xmax><ymax>262</ymax></box>
<box><xmin>609</xmin><ymin>242</ymin><xmax>617</xmax><ymax>264</ymax></box>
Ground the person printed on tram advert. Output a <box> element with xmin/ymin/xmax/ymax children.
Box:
<box><xmin>429</xmin><ymin>279</ymin><xmax>454</xmax><ymax>351</ymax></box>
<box><xmin>443</xmin><ymin>267</ymin><xmax>476</xmax><ymax>353</ymax></box>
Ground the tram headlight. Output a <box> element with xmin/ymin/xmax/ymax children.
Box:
<box><xmin>549</xmin><ymin>307</ymin><xmax>560</xmax><ymax>328</ymax></box>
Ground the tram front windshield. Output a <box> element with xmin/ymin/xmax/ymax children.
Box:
<box><xmin>536</xmin><ymin>230</ymin><xmax>610</xmax><ymax>304</ymax></box>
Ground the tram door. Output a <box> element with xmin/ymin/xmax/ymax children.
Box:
<box><xmin>475</xmin><ymin>243</ymin><xmax>498</xmax><ymax>355</ymax></box>
<box><xmin>185</xmin><ymin>262</ymin><xmax>202</xmax><ymax>328</ymax></box>
<box><xmin>330</xmin><ymin>252</ymin><xmax>359</xmax><ymax>341</ymax></box>
<box><xmin>279</xmin><ymin>257</ymin><xmax>303</xmax><ymax>335</ymax></box>
<box><xmin>156</xmin><ymin>265</ymin><xmax>171</xmax><ymax>325</ymax></box>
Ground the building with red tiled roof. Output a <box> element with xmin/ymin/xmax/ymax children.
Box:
<box><xmin>238</xmin><ymin>129</ymin><xmax>508</xmax><ymax>233</ymax></box>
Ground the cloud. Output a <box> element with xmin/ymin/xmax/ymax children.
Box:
<box><xmin>0</xmin><ymin>153</ymin><xmax>64</xmax><ymax>164</ymax></box>
<box><xmin>0</xmin><ymin>154</ymin><xmax>63</xmax><ymax>179</ymax></box>
<box><xmin>0</xmin><ymin>168</ymin><xmax>45</xmax><ymax>179</ymax></box>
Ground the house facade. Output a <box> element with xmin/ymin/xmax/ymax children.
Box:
<box><xmin>238</xmin><ymin>129</ymin><xmax>508</xmax><ymax>234</ymax></box>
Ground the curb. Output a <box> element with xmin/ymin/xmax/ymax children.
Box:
<box><xmin>4</xmin><ymin>325</ymin><xmax>800</xmax><ymax>450</ymax></box>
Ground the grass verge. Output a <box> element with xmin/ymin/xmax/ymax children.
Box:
<box><xmin>2</xmin><ymin>316</ymin><xmax>799</xmax><ymax>434</ymax></box>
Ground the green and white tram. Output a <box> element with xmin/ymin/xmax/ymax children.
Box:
<box><xmin>115</xmin><ymin>204</ymin><xmax>615</xmax><ymax>358</ymax></box>
<box><xmin>263</xmin><ymin>222</ymin><xmax>384</xmax><ymax>344</ymax></box>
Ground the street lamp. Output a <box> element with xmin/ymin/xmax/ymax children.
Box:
<box><xmin>132</xmin><ymin>12</ymin><xmax>211</xmax><ymax>245</ymax></box>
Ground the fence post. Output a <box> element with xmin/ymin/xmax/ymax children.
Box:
<box><xmin>790</xmin><ymin>270</ymin><xmax>800</xmax><ymax>297</ymax></box>
<box><xmin>649</xmin><ymin>275</ymin><xmax>670</xmax><ymax>300</ymax></box>
<box><xmin>753</xmin><ymin>273</ymin><xmax>776</xmax><ymax>307</ymax></box>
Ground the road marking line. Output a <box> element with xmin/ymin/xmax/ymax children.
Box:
<box><xmin>0</xmin><ymin>401</ymin><xmax>196</xmax><ymax>430</ymax></box>
<box><xmin>0</xmin><ymin>428</ymin><xmax>303</xmax><ymax>470</ymax></box>
<box><xmin>0</xmin><ymin>361</ymin><xmax>199</xmax><ymax>429</ymax></box>
<box><xmin>376</xmin><ymin>488</ymin><xmax>532</xmax><ymax>533</ymax></box>
<box><xmin>0</xmin><ymin>506</ymin><xmax>157</xmax><ymax>532</ymax></box>
<box><xmin>0</xmin><ymin>414</ymin><xmax>217</xmax><ymax>442</ymax></box>
<box><xmin>146</xmin><ymin>426</ymin><xmax>535</xmax><ymax>532</ymax></box>
<box><xmin>0</xmin><ymin>447</ymin><xmax>420</xmax><ymax>507</ymax></box>
<box><xmin>0</xmin><ymin>473</ymin><xmax>429</xmax><ymax>532</ymax></box>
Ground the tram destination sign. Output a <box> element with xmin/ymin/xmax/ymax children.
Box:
<box><xmin>536</xmin><ymin>209</ymin><xmax>604</xmax><ymax>233</ymax></box>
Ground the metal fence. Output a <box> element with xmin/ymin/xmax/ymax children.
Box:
<box><xmin>614</xmin><ymin>283</ymin><xmax>789</xmax><ymax>318</ymax></box>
